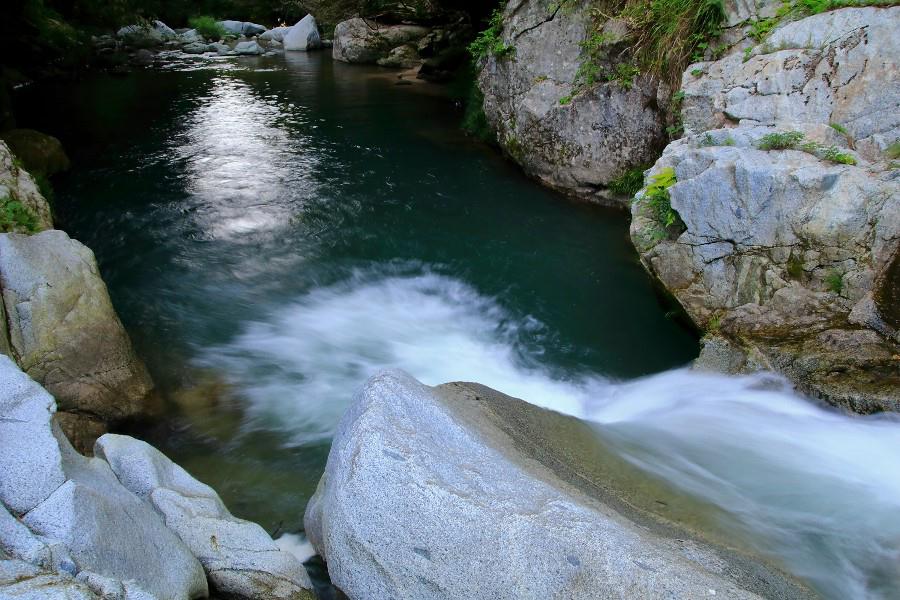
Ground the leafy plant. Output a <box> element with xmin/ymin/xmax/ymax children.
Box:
<box><xmin>608</xmin><ymin>164</ymin><xmax>651</xmax><ymax>197</ymax></box>
<box><xmin>757</xmin><ymin>131</ymin><xmax>805</xmax><ymax>150</ymax></box>
<box><xmin>559</xmin><ymin>94</ymin><xmax>574</xmax><ymax>105</ymax></box>
<box><xmin>189</xmin><ymin>16</ymin><xmax>226</xmax><ymax>40</ymax></box>
<box><xmin>638</xmin><ymin>167</ymin><xmax>682</xmax><ymax>229</ymax></box>
<box><xmin>691</xmin><ymin>68</ymin><xmax>703</xmax><ymax>76</ymax></box>
<box><xmin>0</xmin><ymin>196</ymin><xmax>39</xmax><ymax>233</ymax></box>
<box><xmin>829</xmin><ymin>122</ymin><xmax>849</xmax><ymax>135</ymax></box>
<box><xmin>825</xmin><ymin>270</ymin><xmax>844</xmax><ymax>294</ymax></box>
<box><xmin>610</xmin><ymin>62</ymin><xmax>640</xmax><ymax>88</ymax></box>
<box><xmin>468</xmin><ymin>9</ymin><xmax>515</xmax><ymax>60</ymax></box>
<box><xmin>821</xmin><ymin>146</ymin><xmax>857</xmax><ymax>165</ymax></box>
<box><xmin>887</xmin><ymin>140</ymin><xmax>900</xmax><ymax>160</ymax></box>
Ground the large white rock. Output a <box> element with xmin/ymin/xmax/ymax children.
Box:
<box><xmin>259</xmin><ymin>26</ymin><xmax>290</xmax><ymax>42</ymax></box>
<box><xmin>0</xmin><ymin>231</ymin><xmax>154</xmax><ymax>432</ymax></box>
<box><xmin>233</xmin><ymin>41</ymin><xmax>265</xmax><ymax>55</ymax></box>
<box><xmin>96</xmin><ymin>434</ymin><xmax>315</xmax><ymax>600</ymax></box>
<box><xmin>0</xmin><ymin>558</ymin><xmax>97</xmax><ymax>599</ymax></box>
<box><xmin>306</xmin><ymin>370</ymin><xmax>808</xmax><ymax>599</ymax></box>
<box><xmin>283</xmin><ymin>15</ymin><xmax>321</xmax><ymax>51</ymax></box>
<box><xmin>0</xmin><ymin>355</ymin><xmax>65</xmax><ymax>516</ymax></box>
<box><xmin>153</xmin><ymin>20</ymin><xmax>177</xmax><ymax>39</ymax></box>
<box><xmin>218</xmin><ymin>20</ymin><xmax>267</xmax><ymax>36</ymax></box>
<box><xmin>0</xmin><ymin>358</ymin><xmax>207</xmax><ymax>600</ymax></box>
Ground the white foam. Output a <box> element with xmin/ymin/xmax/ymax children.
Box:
<box><xmin>203</xmin><ymin>267</ymin><xmax>900</xmax><ymax>599</ymax></box>
<box><xmin>275</xmin><ymin>532</ymin><xmax>317</xmax><ymax>563</ymax></box>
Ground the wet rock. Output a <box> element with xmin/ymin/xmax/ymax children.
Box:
<box><xmin>96</xmin><ymin>434</ymin><xmax>316</xmax><ymax>600</ymax></box>
<box><xmin>377</xmin><ymin>44</ymin><xmax>421</xmax><ymax>68</ymax></box>
<box><xmin>0</xmin><ymin>230</ymin><xmax>156</xmax><ymax>445</ymax></box>
<box><xmin>283</xmin><ymin>15</ymin><xmax>322</xmax><ymax>52</ymax></box>
<box><xmin>0</xmin><ymin>129</ymin><xmax>70</xmax><ymax>177</ymax></box>
<box><xmin>306</xmin><ymin>370</ymin><xmax>809</xmax><ymax>599</ymax></box>
<box><xmin>182</xmin><ymin>41</ymin><xmax>210</xmax><ymax>54</ymax></box>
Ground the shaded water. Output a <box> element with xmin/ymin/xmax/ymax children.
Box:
<box><xmin>16</xmin><ymin>52</ymin><xmax>900</xmax><ymax>599</ymax></box>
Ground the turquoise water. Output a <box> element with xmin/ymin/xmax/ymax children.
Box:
<box><xmin>16</xmin><ymin>52</ymin><xmax>696</xmax><ymax>531</ymax></box>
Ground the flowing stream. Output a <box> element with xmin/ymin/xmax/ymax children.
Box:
<box><xmin>16</xmin><ymin>52</ymin><xmax>900</xmax><ymax>599</ymax></box>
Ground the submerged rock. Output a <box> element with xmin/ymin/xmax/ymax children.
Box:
<box><xmin>306</xmin><ymin>370</ymin><xmax>810</xmax><ymax>599</ymax></box>
<box><xmin>96</xmin><ymin>434</ymin><xmax>316</xmax><ymax>600</ymax></box>
<box><xmin>0</xmin><ymin>230</ymin><xmax>156</xmax><ymax>447</ymax></box>
<box><xmin>332</xmin><ymin>17</ymin><xmax>429</xmax><ymax>64</ymax></box>
<box><xmin>476</xmin><ymin>1</ymin><xmax>668</xmax><ymax>205</ymax></box>
<box><xmin>283</xmin><ymin>15</ymin><xmax>322</xmax><ymax>52</ymax></box>
<box><xmin>630</xmin><ymin>7</ymin><xmax>900</xmax><ymax>411</ymax></box>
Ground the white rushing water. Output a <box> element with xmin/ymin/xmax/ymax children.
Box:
<box><xmin>205</xmin><ymin>268</ymin><xmax>900</xmax><ymax>599</ymax></box>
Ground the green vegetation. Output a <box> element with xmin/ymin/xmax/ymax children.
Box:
<box><xmin>188</xmin><ymin>15</ymin><xmax>226</xmax><ymax>40</ymax></box>
<box><xmin>757</xmin><ymin>131</ymin><xmax>857</xmax><ymax>164</ymax></box>
<box><xmin>637</xmin><ymin>167</ymin><xmax>682</xmax><ymax>230</ymax></box>
<box><xmin>691</xmin><ymin>68</ymin><xmax>703</xmax><ymax>76</ymax></box>
<box><xmin>461</xmin><ymin>82</ymin><xmax>496</xmax><ymax>144</ymax></box>
<box><xmin>887</xmin><ymin>140</ymin><xmax>900</xmax><ymax>160</ymax></box>
<box><xmin>608</xmin><ymin>164</ymin><xmax>650</xmax><ymax>197</ymax></box>
<box><xmin>757</xmin><ymin>131</ymin><xmax>805</xmax><ymax>150</ymax></box>
<box><xmin>468</xmin><ymin>9</ymin><xmax>515</xmax><ymax>60</ymax></box>
<box><xmin>558</xmin><ymin>95</ymin><xmax>574</xmax><ymax>105</ymax></box>
<box><xmin>825</xmin><ymin>270</ymin><xmax>844</xmax><ymax>294</ymax></box>
<box><xmin>0</xmin><ymin>196</ymin><xmax>39</xmax><ymax>234</ymax></box>
<box><xmin>786</xmin><ymin>254</ymin><xmax>804</xmax><ymax>279</ymax></box>
<box><xmin>699</xmin><ymin>132</ymin><xmax>735</xmax><ymax>146</ymax></box>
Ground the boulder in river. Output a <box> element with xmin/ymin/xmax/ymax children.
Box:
<box><xmin>475</xmin><ymin>1</ymin><xmax>668</xmax><ymax>205</ymax></box>
<box><xmin>0</xmin><ymin>230</ymin><xmax>156</xmax><ymax>450</ymax></box>
<box><xmin>234</xmin><ymin>41</ymin><xmax>265</xmax><ymax>55</ymax></box>
<box><xmin>116</xmin><ymin>24</ymin><xmax>165</xmax><ymax>48</ymax></box>
<box><xmin>182</xmin><ymin>41</ymin><xmax>211</xmax><ymax>54</ymax></box>
<box><xmin>260</xmin><ymin>26</ymin><xmax>291</xmax><ymax>42</ymax></box>
<box><xmin>630</xmin><ymin>6</ymin><xmax>900</xmax><ymax>411</ymax></box>
<box><xmin>332</xmin><ymin>17</ymin><xmax>430</xmax><ymax>64</ymax></box>
<box><xmin>96</xmin><ymin>434</ymin><xmax>316</xmax><ymax>600</ymax></box>
<box><xmin>0</xmin><ymin>129</ymin><xmax>70</xmax><ymax>176</ymax></box>
<box><xmin>283</xmin><ymin>15</ymin><xmax>322</xmax><ymax>52</ymax></box>
<box><xmin>305</xmin><ymin>370</ymin><xmax>811</xmax><ymax>599</ymax></box>
<box><xmin>219</xmin><ymin>20</ymin><xmax>267</xmax><ymax>37</ymax></box>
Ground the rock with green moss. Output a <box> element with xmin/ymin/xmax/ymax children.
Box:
<box><xmin>630</xmin><ymin>6</ymin><xmax>900</xmax><ymax>411</ymax></box>
<box><xmin>0</xmin><ymin>230</ymin><xmax>156</xmax><ymax>449</ymax></box>
<box><xmin>0</xmin><ymin>129</ymin><xmax>70</xmax><ymax>177</ymax></box>
<box><xmin>475</xmin><ymin>0</ymin><xmax>668</xmax><ymax>206</ymax></box>
<box><xmin>0</xmin><ymin>141</ymin><xmax>53</xmax><ymax>233</ymax></box>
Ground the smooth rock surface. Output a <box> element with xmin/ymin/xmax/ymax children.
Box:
<box><xmin>477</xmin><ymin>0</ymin><xmax>668</xmax><ymax>205</ymax></box>
<box><xmin>0</xmin><ymin>141</ymin><xmax>53</xmax><ymax>232</ymax></box>
<box><xmin>306</xmin><ymin>370</ymin><xmax>811</xmax><ymax>599</ymax></box>
<box><xmin>0</xmin><ymin>557</ymin><xmax>98</xmax><ymax>600</ymax></box>
<box><xmin>283</xmin><ymin>15</ymin><xmax>321</xmax><ymax>52</ymax></box>
<box><xmin>96</xmin><ymin>434</ymin><xmax>315</xmax><ymax>600</ymax></box>
<box><xmin>260</xmin><ymin>26</ymin><xmax>291</xmax><ymax>42</ymax></box>
<box><xmin>0</xmin><ymin>230</ymin><xmax>155</xmax><ymax>432</ymax></box>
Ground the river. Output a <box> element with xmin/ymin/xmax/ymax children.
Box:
<box><xmin>15</xmin><ymin>51</ymin><xmax>900</xmax><ymax>599</ymax></box>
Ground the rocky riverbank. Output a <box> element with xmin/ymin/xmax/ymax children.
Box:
<box><xmin>474</xmin><ymin>0</ymin><xmax>900</xmax><ymax>410</ymax></box>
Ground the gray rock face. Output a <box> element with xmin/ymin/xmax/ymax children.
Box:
<box><xmin>0</xmin><ymin>558</ymin><xmax>98</xmax><ymax>599</ymax></box>
<box><xmin>116</xmin><ymin>24</ymin><xmax>165</xmax><ymax>48</ymax></box>
<box><xmin>0</xmin><ymin>141</ymin><xmax>53</xmax><ymax>233</ymax></box>
<box><xmin>219</xmin><ymin>20</ymin><xmax>267</xmax><ymax>37</ymax></box>
<box><xmin>682</xmin><ymin>7</ymin><xmax>900</xmax><ymax>162</ymax></box>
<box><xmin>182</xmin><ymin>41</ymin><xmax>211</xmax><ymax>54</ymax></box>
<box><xmin>630</xmin><ymin>6</ymin><xmax>900</xmax><ymax>411</ymax></box>
<box><xmin>306</xmin><ymin>370</ymin><xmax>809</xmax><ymax>600</ymax></box>
<box><xmin>153</xmin><ymin>21</ymin><xmax>177</xmax><ymax>40</ymax></box>
<box><xmin>233</xmin><ymin>41</ymin><xmax>264</xmax><ymax>55</ymax></box>
<box><xmin>96</xmin><ymin>434</ymin><xmax>315</xmax><ymax>600</ymax></box>
<box><xmin>476</xmin><ymin>1</ymin><xmax>668</xmax><ymax>205</ymax></box>
<box><xmin>283</xmin><ymin>15</ymin><xmax>321</xmax><ymax>52</ymax></box>
<box><xmin>332</xmin><ymin>18</ymin><xmax>429</xmax><ymax>64</ymax></box>
<box><xmin>0</xmin><ymin>357</ymin><xmax>208</xmax><ymax>600</ymax></box>
<box><xmin>376</xmin><ymin>44</ymin><xmax>421</xmax><ymax>69</ymax></box>
<box><xmin>0</xmin><ymin>231</ymin><xmax>155</xmax><ymax>434</ymax></box>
